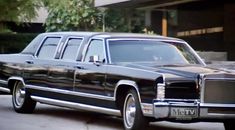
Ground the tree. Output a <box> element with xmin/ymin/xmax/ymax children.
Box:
<box><xmin>104</xmin><ymin>8</ymin><xmax>145</xmax><ymax>33</ymax></box>
<box><xmin>104</xmin><ymin>8</ymin><xmax>129</xmax><ymax>32</ymax></box>
<box><xmin>0</xmin><ymin>0</ymin><xmax>42</xmax><ymax>32</ymax></box>
<box><xmin>45</xmin><ymin>0</ymin><xmax>102</xmax><ymax>32</ymax></box>
<box><xmin>44</xmin><ymin>0</ymin><xmax>145</xmax><ymax>32</ymax></box>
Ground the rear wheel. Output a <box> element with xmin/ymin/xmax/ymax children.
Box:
<box><xmin>123</xmin><ymin>89</ymin><xmax>149</xmax><ymax>130</ymax></box>
<box><xmin>224</xmin><ymin>120</ymin><xmax>235</xmax><ymax>130</ymax></box>
<box><xmin>12</xmin><ymin>81</ymin><xmax>36</xmax><ymax>113</ymax></box>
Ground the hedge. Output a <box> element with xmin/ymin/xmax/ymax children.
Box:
<box><xmin>0</xmin><ymin>33</ymin><xmax>38</xmax><ymax>54</ymax></box>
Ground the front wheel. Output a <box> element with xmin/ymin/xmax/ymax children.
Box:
<box><xmin>12</xmin><ymin>81</ymin><xmax>36</xmax><ymax>113</ymax></box>
<box><xmin>123</xmin><ymin>89</ymin><xmax>149</xmax><ymax>130</ymax></box>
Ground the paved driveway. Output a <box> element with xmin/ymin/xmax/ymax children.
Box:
<box><xmin>0</xmin><ymin>95</ymin><xmax>225</xmax><ymax>130</ymax></box>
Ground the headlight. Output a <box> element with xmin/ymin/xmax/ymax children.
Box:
<box><xmin>157</xmin><ymin>83</ymin><xmax>165</xmax><ymax>99</ymax></box>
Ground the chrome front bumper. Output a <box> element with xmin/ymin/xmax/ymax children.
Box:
<box><xmin>152</xmin><ymin>99</ymin><xmax>235</xmax><ymax>120</ymax></box>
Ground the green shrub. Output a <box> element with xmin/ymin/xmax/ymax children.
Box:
<box><xmin>0</xmin><ymin>33</ymin><xmax>38</xmax><ymax>54</ymax></box>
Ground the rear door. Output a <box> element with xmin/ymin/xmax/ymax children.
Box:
<box><xmin>24</xmin><ymin>36</ymin><xmax>63</xmax><ymax>88</ymax></box>
<box><xmin>47</xmin><ymin>36</ymin><xmax>83</xmax><ymax>91</ymax></box>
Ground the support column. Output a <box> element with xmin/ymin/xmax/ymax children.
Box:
<box><xmin>145</xmin><ymin>9</ymin><xmax>151</xmax><ymax>26</ymax></box>
<box><xmin>224</xmin><ymin>4</ymin><xmax>235</xmax><ymax>60</ymax></box>
<box><xmin>162</xmin><ymin>10</ymin><xmax>167</xmax><ymax>36</ymax></box>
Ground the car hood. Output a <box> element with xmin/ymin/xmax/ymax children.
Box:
<box><xmin>123</xmin><ymin>63</ymin><xmax>234</xmax><ymax>79</ymax></box>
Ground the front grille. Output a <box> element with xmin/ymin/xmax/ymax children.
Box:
<box><xmin>204</xmin><ymin>79</ymin><xmax>235</xmax><ymax>104</ymax></box>
<box><xmin>165</xmin><ymin>82</ymin><xmax>198</xmax><ymax>99</ymax></box>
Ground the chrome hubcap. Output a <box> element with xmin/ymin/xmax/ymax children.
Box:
<box><xmin>14</xmin><ymin>82</ymin><xmax>25</xmax><ymax>107</ymax></box>
<box><xmin>125</xmin><ymin>94</ymin><xmax>136</xmax><ymax>128</ymax></box>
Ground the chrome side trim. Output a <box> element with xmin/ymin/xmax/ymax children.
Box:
<box><xmin>0</xmin><ymin>79</ymin><xmax>7</xmax><ymax>84</ymax></box>
<box><xmin>26</xmin><ymin>85</ymin><xmax>115</xmax><ymax>101</ymax></box>
<box><xmin>0</xmin><ymin>87</ymin><xmax>10</xmax><ymax>93</ymax></box>
<box><xmin>31</xmin><ymin>95</ymin><xmax>121</xmax><ymax>116</ymax></box>
<box><xmin>0</xmin><ymin>79</ymin><xmax>9</xmax><ymax>93</ymax></box>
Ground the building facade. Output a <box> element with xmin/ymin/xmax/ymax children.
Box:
<box><xmin>95</xmin><ymin>0</ymin><xmax>235</xmax><ymax>60</ymax></box>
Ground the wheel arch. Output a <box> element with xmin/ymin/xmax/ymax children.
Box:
<box><xmin>7</xmin><ymin>76</ymin><xmax>25</xmax><ymax>94</ymax></box>
<box><xmin>114</xmin><ymin>80</ymin><xmax>142</xmax><ymax>113</ymax></box>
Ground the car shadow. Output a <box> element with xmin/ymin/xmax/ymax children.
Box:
<box><xmin>34</xmin><ymin>104</ymin><xmax>123</xmax><ymax>129</ymax></box>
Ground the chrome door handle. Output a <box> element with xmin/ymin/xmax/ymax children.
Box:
<box><xmin>25</xmin><ymin>60</ymin><xmax>34</xmax><ymax>64</ymax></box>
<box><xmin>75</xmin><ymin>65</ymin><xmax>84</xmax><ymax>69</ymax></box>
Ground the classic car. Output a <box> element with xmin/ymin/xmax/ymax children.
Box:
<box><xmin>0</xmin><ymin>32</ymin><xmax>234</xmax><ymax>130</ymax></box>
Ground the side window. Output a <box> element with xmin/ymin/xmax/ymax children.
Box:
<box><xmin>84</xmin><ymin>39</ymin><xmax>105</xmax><ymax>62</ymax></box>
<box><xmin>37</xmin><ymin>37</ymin><xmax>61</xmax><ymax>59</ymax></box>
<box><xmin>62</xmin><ymin>38</ymin><xmax>83</xmax><ymax>60</ymax></box>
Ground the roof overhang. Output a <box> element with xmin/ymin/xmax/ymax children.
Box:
<box><xmin>94</xmin><ymin>0</ymin><xmax>201</xmax><ymax>9</ymax></box>
<box><xmin>95</xmin><ymin>0</ymin><xmax>130</xmax><ymax>7</ymax></box>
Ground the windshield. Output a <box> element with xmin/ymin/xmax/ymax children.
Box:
<box><xmin>108</xmin><ymin>40</ymin><xmax>201</xmax><ymax>65</ymax></box>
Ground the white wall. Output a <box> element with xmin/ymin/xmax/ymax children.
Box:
<box><xmin>31</xmin><ymin>7</ymin><xmax>48</xmax><ymax>23</ymax></box>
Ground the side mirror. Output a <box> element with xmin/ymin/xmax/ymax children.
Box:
<box><xmin>89</xmin><ymin>55</ymin><xmax>101</xmax><ymax>65</ymax></box>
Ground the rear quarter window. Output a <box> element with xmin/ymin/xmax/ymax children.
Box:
<box><xmin>21</xmin><ymin>34</ymin><xmax>44</xmax><ymax>55</ymax></box>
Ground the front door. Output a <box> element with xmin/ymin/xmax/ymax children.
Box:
<box><xmin>74</xmin><ymin>39</ymin><xmax>106</xmax><ymax>96</ymax></box>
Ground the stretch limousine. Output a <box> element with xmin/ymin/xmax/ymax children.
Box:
<box><xmin>0</xmin><ymin>32</ymin><xmax>234</xmax><ymax>130</ymax></box>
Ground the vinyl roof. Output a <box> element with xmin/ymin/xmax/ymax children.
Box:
<box><xmin>41</xmin><ymin>31</ymin><xmax>184</xmax><ymax>42</ymax></box>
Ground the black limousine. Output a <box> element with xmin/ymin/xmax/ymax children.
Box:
<box><xmin>0</xmin><ymin>32</ymin><xmax>234</xmax><ymax>130</ymax></box>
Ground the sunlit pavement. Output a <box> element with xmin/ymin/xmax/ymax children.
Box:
<box><xmin>0</xmin><ymin>95</ymin><xmax>224</xmax><ymax>130</ymax></box>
